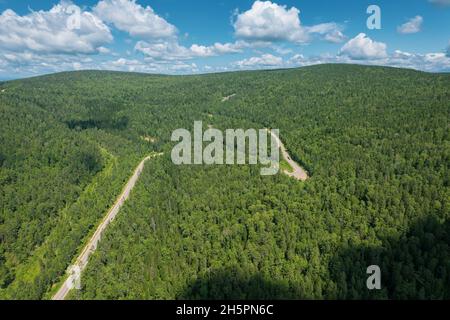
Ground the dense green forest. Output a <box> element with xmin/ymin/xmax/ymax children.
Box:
<box><xmin>0</xmin><ymin>64</ymin><xmax>449</xmax><ymax>300</ymax></box>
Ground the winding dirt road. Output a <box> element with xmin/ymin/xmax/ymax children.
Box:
<box><xmin>269</xmin><ymin>130</ymin><xmax>309</xmax><ymax>181</ymax></box>
<box><xmin>222</xmin><ymin>93</ymin><xmax>236</xmax><ymax>102</ymax></box>
<box><xmin>52</xmin><ymin>129</ymin><xmax>305</xmax><ymax>300</ymax></box>
<box><xmin>52</xmin><ymin>153</ymin><xmax>162</xmax><ymax>300</ymax></box>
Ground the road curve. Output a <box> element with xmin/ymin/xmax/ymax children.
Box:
<box><xmin>269</xmin><ymin>130</ymin><xmax>309</xmax><ymax>181</ymax></box>
<box><xmin>221</xmin><ymin>93</ymin><xmax>236</xmax><ymax>102</ymax></box>
<box><xmin>52</xmin><ymin>153</ymin><xmax>162</xmax><ymax>300</ymax></box>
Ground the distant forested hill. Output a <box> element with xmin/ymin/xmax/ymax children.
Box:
<box><xmin>0</xmin><ymin>65</ymin><xmax>449</xmax><ymax>300</ymax></box>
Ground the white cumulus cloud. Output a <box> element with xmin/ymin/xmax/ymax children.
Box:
<box><xmin>235</xmin><ymin>53</ymin><xmax>283</xmax><ymax>68</ymax></box>
<box><xmin>339</xmin><ymin>33</ymin><xmax>387</xmax><ymax>60</ymax></box>
<box><xmin>233</xmin><ymin>1</ymin><xmax>345</xmax><ymax>44</ymax></box>
<box><xmin>306</xmin><ymin>23</ymin><xmax>346</xmax><ymax>43</ymax></box>
<box><xmin>0</xmin><ymin>1</ymin><xmax>112</xmax><ymax>54</ymax></box>
<box><xmin>389</xmin><ymin>50</ymin><xmax>450</xmax><ymax>71</ymax></box>
<box><xmin>234</xmin><ymin>1</ymin><xmax>307</xmax><ymax>42</ymax></box>
<box><xmin>190</xmin><ymin>42</ymin><xmax>243</xmax><ymax>57</ymax></box>
<box><xmin>93</xmin><ymin>0</ymin><xmax>177</xmax><ymax>40</ymax></box>
<box><xmin>135</xmin><ymin>40</ymin><xmax>244</xmax><ymax>60</ymax></box>
<box><xmin>397</xmin><ymin>16</ymin><xmax>423</xmax><ymax>34</ymax></box>
<box><xmin>135</xmin><ymin>41</ymin><xmax>191</xmax><ymax>60</ymax></box>
<box><xmin>100</xmin><ymin>57</ymin><xmax>198</xmax><ymax>74</ymax></box>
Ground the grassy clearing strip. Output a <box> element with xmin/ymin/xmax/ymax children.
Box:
<box><xmin>51</xmin><ymin>153</ymin><xmax>162</xmax><ymax>300</ymax></box>
<box><xmin>44</xmin><ymin>148</ymin><xmax>118</xmax><ymax>299</ymax></box>
<box><xmin>1</xmin><ymin>147</ymin><xmax>140</xmax><ymax>299</ymax></box>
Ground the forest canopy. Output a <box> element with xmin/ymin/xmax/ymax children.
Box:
<box><xmin>0</xmin><ymin>64</ymin><xmax>449</xmax><ymax>300</ymax></box>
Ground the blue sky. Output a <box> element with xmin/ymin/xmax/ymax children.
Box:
<box><xmin>0</xmin><ymin>0</ymin><xmax>449</xmax><ymax>79</ymax></box>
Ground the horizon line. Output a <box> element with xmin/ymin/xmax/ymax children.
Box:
<box><xmin>2</xmin><ymin>62</ymin><xmax>449</xmax><ymax>82</ymax></box>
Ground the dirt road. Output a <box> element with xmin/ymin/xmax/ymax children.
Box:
<box><xmin>269</xmin><ymin>130</ymin><xmax>309</xmax><ymax>181</ymax></box>
<box><xmin>222</xmin><ymin>93</ymin><xmax>236</xmax><ymax>102</ymax></box>
<box><xmin>52</xmin><ymin>153</ymin><xmax>162</xmax><ymax>300</ymax></box>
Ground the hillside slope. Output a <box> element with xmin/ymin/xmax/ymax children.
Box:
<box><xmin>0</xmin><ymin>65</ymin><xmax>449</xmax><ymax>299</ymax></box>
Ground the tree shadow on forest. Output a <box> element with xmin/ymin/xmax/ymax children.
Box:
<box><xmin>65</xmin><ymin>116</ymin><xmax>129</xmax><ymax>131</ymax></box>
<box><xmin>178</xmin><ymin>267</ymin><xmax>304</xmax><ymax>300</ymax></box>
<box><xmin>329</xmin><ymin>215</ymin><xmax>450</xmax><ymax>300</ymax></box>
<box><xmin>179</xmin><ymin>216</ymin><xmax>450</xmax><ymax>300</ymax></box>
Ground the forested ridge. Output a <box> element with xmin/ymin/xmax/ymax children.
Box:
<box><xmin>0</xmin><ymin>64</ymin><xmax>449</xmax><ymax>299</ymax></box>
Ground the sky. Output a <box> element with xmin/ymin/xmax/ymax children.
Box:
<box><xmin>0</xmin><ymin>0</ymin><xmax>449</xmax><ymax>79</ymax></box>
